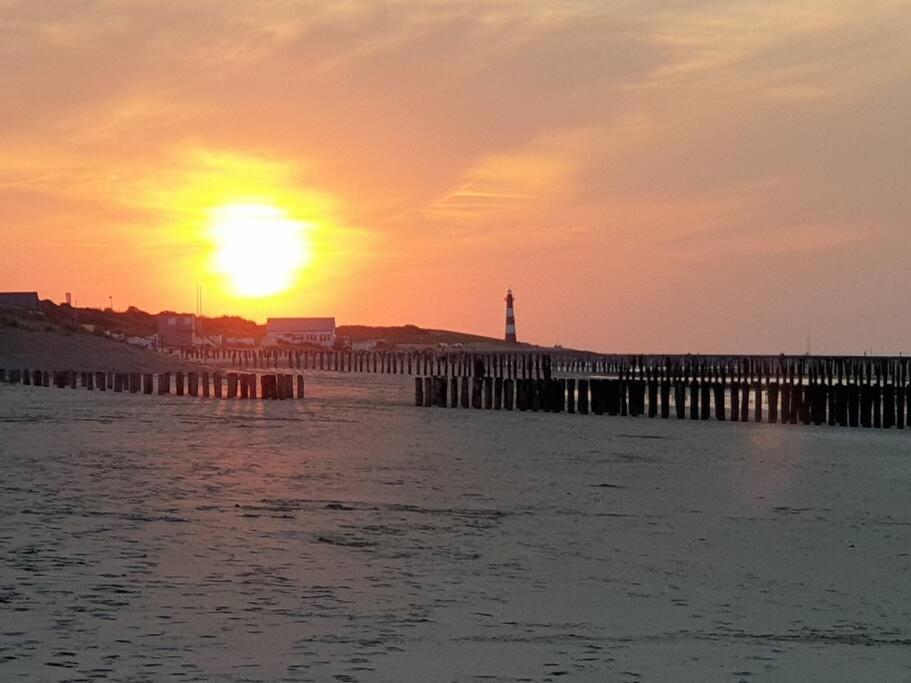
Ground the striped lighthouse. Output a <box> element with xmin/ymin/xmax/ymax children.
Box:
<box><xmin>504</xmin><ymin>289</ymin><xmax>517</xmax><ymax>343</ymax></box>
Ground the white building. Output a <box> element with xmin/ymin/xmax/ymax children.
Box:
<box><xmin>265</xmin><ymin>317</ymin><xmax>336</xmax><ymax>347</ymax></box>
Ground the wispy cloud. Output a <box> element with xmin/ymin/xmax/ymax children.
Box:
<box><xmin>2</xmin><ymin>0</ymin><xmax>910</xmax><ymax>348</ymax></box>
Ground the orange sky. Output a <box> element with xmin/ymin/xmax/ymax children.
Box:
<box><xmin>2</xmin><ymin>1</ymin><xmax>910</xmax><ymax>353</ymax></box>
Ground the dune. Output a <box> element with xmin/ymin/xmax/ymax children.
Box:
<box><xmin>0</xmin><ymin>326</ymin><xmax>198</xmax><ymax>373</ymax></box>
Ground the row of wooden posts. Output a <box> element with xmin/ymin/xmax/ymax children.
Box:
<box><xmin>415</xmin><ymin>375</ymin><xmax>911</xmax><ymax>429</ymax></box>
<box><xmin>0</xmin><ymin>369</ymin><xmax>304</xmax><ymax>400</ymax></box>
<box><xmin>180</xmin><ymin>347</ymin><xmax>559</xmax><ymax>377</ymax></box>
<box><xmin>179</xmin><ymin>347</ymin><xmax>911</xmax><ymax>389</ymax></box>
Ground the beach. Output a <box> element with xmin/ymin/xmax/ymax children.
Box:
<box><xmin>1</xmin><ymin>371</ymin><xmax>910</xmax><ymax>680</ymax></box>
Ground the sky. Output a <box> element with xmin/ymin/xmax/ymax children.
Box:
<box><xmin>2</xmin><ymin>0</ymin><xmax>910</xmax><ymax>353</ymax></box>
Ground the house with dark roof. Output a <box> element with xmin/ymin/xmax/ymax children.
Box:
<box><xmin>0</xmin><ymin>291</ymin><xmax>39</xmax><ymax>312</ymax></box>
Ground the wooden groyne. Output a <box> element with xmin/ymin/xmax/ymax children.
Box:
<box><xmin>176</xmin><ymin>347</ymin><xmax>911</xmax><ymax>385</ymax></box>
<box><xmin>0</xmin><ymin>369</ymin><xmax>305</xmax><ymax>400</ymax></box>
<box><xmin>414</xmin><ymin>360</ymin><xmax>911</xmax><ymax>429</ymax></box>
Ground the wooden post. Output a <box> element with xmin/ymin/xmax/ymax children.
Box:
<box><xmin>212</xmin><ymin>373</ymin><xmax>223</xmax><ymax>399</ymax></box>
<box><xmin>810</xmin><ymin>383</ymin><xmax>826</xmax><ymax>426</ymax></box>
<box><xmin>791</xmin><ymin>385</ymin><xmax>805</xmax><ymax>425</ymax></box>
<box><xmin>421</xmin><ymin>376</ymin><xmax>431</xmax><ymax>407</ymax></box>
<box><xmin>591</xmin><ymin>380</ymin><xmax>604</xmax><ymax>416</ymax></box>
<box><xmin>95</xmin><ymin>371</ymin><xmax>106</xmax><ymax>391</ymax></box>
<box><xmin>239</xmin><ymin>374</ymin><xmax>249</xmax><ymax>399</ymax></box>
<box><xmin>689</xmin><ymin>378</ymin><xmax>699</xmax><ymax>420</ymax></box>
<box><xmin>472</xmin><ymin>377</ymin><xmax>483</xmax><ymax>409</ymax></box>
<box><xmin>259</xmin><ymin>374</ymin><xmax>272</xmax><ymax>400</ymax></box>
<box><xmin>754</xmin><ymin>382</ymin><xmax>763</xmax><ymax>423</ymax></box>
<box><xmin>859</xmin><ymin>383</ymin><xmax>872</xmax><ymax>428</ymax></box>
<box><xmin>450</xmin><ymin>376</ymin><xmax>458</xmax><ymax>407</ymax></box>
<box><xmin>436</xmin><ymin>376</ymin><xmax>448</xmax><ymax>406</ymax></box>
<box><xmin>415</xmin><ymin>377</ymin><xmax>424</xmax><ymax>406</ymax></box>
<box><xmin>740</xmin><ymin>382</ymin><xmax>750</xmax><ymax>422</ymax></box>
<box><xmin>530</xmin><ymin>379</ymin><xmax>541</xmax><ymax>412</ymax></box>
<box><xmin>504</xmin><ymin>378</ymin><xmax>514</xmax><ymax>410</ymax></box>
<box><xmin>780</xmin><ymin>383</ymin><xmax>792</xmax><ymax>423</ymax></box>
<box><xmin>143</xmin><ymin>374</ymin><xmax>154</xmax><ymax>394</ymax></box>
<box><xmin>483</xmin><ymin>377</ymin><xmax>493</xmax><ymax>409</ymax></box>
<box><xmin>619</xmin><ymin>378</ymin><xmax>628</xmax><ymax>416</ymax></box>
<box><xmin>766</xmin><ymin>381</ymin><xmax>778</xmax><ymax>423</ymax></box>
<box><xmin>227</xmin><ymin>373</ymin><xmax>238</xmax><ymax>398</ymax></box>
<box><xmin>297</xmin><ymin>375</ymin><xmax>305</xmax><ymax>399</ymax></box>
<box><xmin>897</xmin><ymin>381</ymin><xmax>906</xmax><ymax>430</ymax></box>
<box><xmin>700</xmin><ymin>381</ymin><xmax>711</xmax><ymax>421</ymax></box>
<box><xmin>202</xmin><ymin>372</ymin><xmax>210</xmax><ymax>398</ymax></box>
<box><xmin>566</xmin><ymin>378</ymin><xmax>576</xmax><ymax>414</ymax></box>
<box><xmin>711</xmin><ymin>380</ymin><xmax>723</xmax><ymax>421</ymax></box>
<box><xmin>516</xmin><ymin>379</ymin><xmax>527</xmax><ymax>411</ymax></box>
<box><xmin>114</xmin><ymin>373</ymin><xmax>123</xmax><ymax>392</ymax></box>
<box><xmin>577</xmin><ymin>379</ymin><xmax>589</xmax><ymax>415</ymax></box>
<box><xmin>188</xmin><ymin>372</ymin><xmax>199</xmax><ymax>397</ymax></box>
<box><xmin>848</xmin><ymin>384</ymin><xmax>860</xmax><ymax>427</ymax></box>
<box><xmin>495</xmin><ymin>377</ymin><xmax>504</xmax><ymax>410</ymax></box>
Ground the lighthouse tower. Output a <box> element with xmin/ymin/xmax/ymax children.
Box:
<box><xmin>504</xmin><ymin>289</ymin><xmax>517</xmax><ymax>343</ymax></box>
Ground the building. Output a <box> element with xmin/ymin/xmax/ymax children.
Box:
<box><xmin>351</xmin><ymin>339</ymin><xmax>380</xmax><ymax>351</ymax></box>
<box><xmin>265</xmin><ymin>317</ymin><xmax>336</xmax><ymax>347</ymax></box>
<box><xmin>504</xmin><ymin>289</ymin><xmax>517</xmax><ymax>343</ymax></box>
<box><xmin>157</xmin><ymin>314</ymin><xmax>196</xmax><ymax>348</ymax></box>
<box><xmin>0</xmin><ymin>291</ymin><xmax>39</xmax><ymax>312</ymax></box>
<box><xmin>225</xmin><ymin>336</ymin><xmax>256</xmax><ymax>347</ymax></box>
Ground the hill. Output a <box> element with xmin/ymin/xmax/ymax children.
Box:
<box><xmin>337</xmin><ymin>324</ymin><xmax>502</xmax><ymax>346</ymax></box>
<box><xmin>0</xmin><ymin>322</ymin><xmax>198</xmax><ymax>373</ymax></box>
<box><xmin>30</xmin><ymin>301</ymin><xmax>514</xmax><ymax>348</ymax></box>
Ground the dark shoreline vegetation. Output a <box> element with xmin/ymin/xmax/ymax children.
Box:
<box><xmin>3</xmin><ymin>301</ymin><xmax>501</xmax><ymax>347</ymax></box>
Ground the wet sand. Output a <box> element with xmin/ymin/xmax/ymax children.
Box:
<box><xmin>1</xmin><ymin>373</ymin><xmax>910</xmax><ymax>681</ymax></box>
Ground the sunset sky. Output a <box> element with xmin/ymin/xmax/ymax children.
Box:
<box><xmin>3</xmin><ymin>0</ymin><xmax>910</xmax><ymax>353</ymax></box>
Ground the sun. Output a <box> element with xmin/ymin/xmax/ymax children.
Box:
<box><xmin>209</xmin><ymin>203</ymin><xmax>313</xmax><ymax>297</ymax></box>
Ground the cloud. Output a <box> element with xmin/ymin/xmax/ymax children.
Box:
<box><xmin>2</xmin><ymin>0</ymin><xmax>910</xmax><ymax>349</ymax></box>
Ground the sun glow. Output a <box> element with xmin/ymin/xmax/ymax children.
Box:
<box><xmin>209</xmin><ymin>203</ymin><xmax>312</xmax><ymax>297</ymax></box>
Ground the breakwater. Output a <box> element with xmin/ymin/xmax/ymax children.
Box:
<box><xmin>414</xmin><ymin>356</ymin><xmax>911</xmax><ymax>429</ymax></box>
<box><xmin>0</xmin><ymin>369</ymin><xmax>304</xmax><ymax>400</ymax></box>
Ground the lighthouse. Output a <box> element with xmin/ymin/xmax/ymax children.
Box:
<box><xmin>504</xmin><ymin>289</ymin><xmax>517</xmax><ymax>343</ymax></box>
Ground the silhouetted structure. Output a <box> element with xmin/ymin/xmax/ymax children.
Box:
<box><xmin>265</xmin><ymin>317</ymin><xmax>336</xmax><ymax>347</ymax></box>
<box><xmin>0</xmin><ymin>291</ymin><xmax>39</xmax><ymax>312</ymax></box>
<box><xmin>504</xmin><ymin>289</ymin><xmax>517</xmax><ymax>343</ymax></box>
<box><xmin>158</xmin><ymin>314</ymin><xmax>196</xmax><ymax>348</ymax></box>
